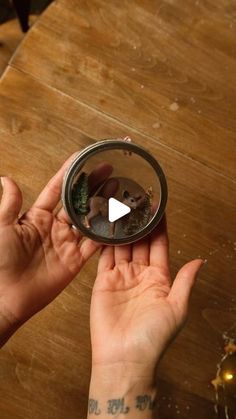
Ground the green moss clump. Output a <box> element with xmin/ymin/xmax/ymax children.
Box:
<box><xmin>72</xmin><ymin>172</ymin><xmax>89</xmax><ymax>215</ymax></box>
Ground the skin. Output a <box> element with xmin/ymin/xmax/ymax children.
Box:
<box><xmin>88</xmin><ymin>217</ymin><xmax>203</xmax><ymax>418</ymax></box>
<box><xmin>0</xmin><ymin>154</ymin><xmax>203</xmax><ymax>419</ymax></box>
<box><xmin>0</xmin><ymin>155</ymin><xmax>113</xmax><ymax>346</ymax></box>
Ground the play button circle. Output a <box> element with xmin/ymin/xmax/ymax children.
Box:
<box><xmin>108</xmin><ymin>198</ymin><xmax>131</xmax><ymax>222</ymax></box>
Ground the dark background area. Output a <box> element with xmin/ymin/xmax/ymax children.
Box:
<box><xmin>0</xmin><ymin>0</ymin><xmax>53</xmax><ymax>24</ymax></box>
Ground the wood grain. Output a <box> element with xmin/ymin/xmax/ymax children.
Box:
<box><xmin>11</xmin><ymin>0</ymin><xmax>236</xmax><ymax>179</ymax></box>
<box><xmin>0</xmin><ymin>18</ymin><xmax>24</xmax><ymax>77</ymax></box>
<box><xmin>0</xmin><ymin>15</ymin><xmax>38</xmax><ymax>77</ymax></box>
<box><xmin>0</xmin><ymin>1</ymin><xmax>235</xmax><ymax>418</ymax></box>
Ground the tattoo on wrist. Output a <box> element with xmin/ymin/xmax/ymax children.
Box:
<box><xmin>107</xmin><ymin>398</ymin><xmax>130</xmax><ymax>414</ymax></box>
<box><xmin>88</xmin><ymin>394</ymin><xmax>156</xmax><ymax>415</ymax></box>
<box><xmin>136</xmin><ymin>395</ymin><xmax>156</xmax><ymax>411</ymax></box>
<box><xmin>88</xmin><ymin>399</ymin><xmax>101</xmax><ymax>415</ymax></box>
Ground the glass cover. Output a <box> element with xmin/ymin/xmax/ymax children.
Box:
<box><xmin>63</xmin><ymin>140</ymin><xmax>167</xmax><ymax>245</ymax></box>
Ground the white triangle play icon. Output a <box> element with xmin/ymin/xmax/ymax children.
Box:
<box><xmin>108</xmin><ymin>198</ymin><xmax>131</xmax><ymax>222</ymax></box>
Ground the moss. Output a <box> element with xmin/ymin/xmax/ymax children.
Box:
<box><xmin>72</xmin><ymin>172</ymin><xmax>89</xmax><ymax>215</ymax></box>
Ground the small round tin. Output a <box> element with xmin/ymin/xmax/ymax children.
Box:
<box><xmin>62</xmin><ymin>138</ymin><xmax>167</xmax><ymax>245</ymax></box>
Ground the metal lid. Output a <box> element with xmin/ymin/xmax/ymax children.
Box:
<box><xmin>62</xmin><ymin>139</ymin><xmax>168</xmax><ymax>245</ymax></box>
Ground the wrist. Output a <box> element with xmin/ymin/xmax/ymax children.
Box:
<box><xmin>91</xmin><ymin>362</ymin><xmax>156</xmax><ymax>386</ymax></box>
<box><xmin>88</xmin><ymin>363</ymin><xmax>157</xmax><ymax>417</ymax></box>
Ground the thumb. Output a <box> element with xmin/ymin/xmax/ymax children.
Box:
<box><xmin>0</xmin><ymin>177</ymin><xmax>23</xmax><ymax>225</ymax></box>
<box><xmin>168</xmin><ymin>259</ymin><xmax>204</xmax><ymax>322</ymax></box>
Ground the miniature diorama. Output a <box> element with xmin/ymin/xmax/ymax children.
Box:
<box><xmin>72</xmin><ymin>171</ymin><xmax>154</xmax><ymax>239</ymax></box>
<box><xmin>62</xmin><ymin>137</ymin><xmax>167</xmax><ymax>244</ymax></box>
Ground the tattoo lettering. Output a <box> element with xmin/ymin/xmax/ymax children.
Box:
<box><xmin>136</xmin><ymin>395</ymin><xmax>156</xmax><ymax>411</ymax></box>
<box><xmin>107</xmin><ymin>398</ymin><xmax>130</xmax><ymax>414</ymax></box>
<box><xmin>88</xmin><ymin>399</ymin><xmax>101</xmax><ymax>415</ymax></box>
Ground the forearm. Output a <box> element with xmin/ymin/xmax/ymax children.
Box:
<box><xmin>87</xmin><ymin>364</ymin><xmax>157</xmax><ymax>418</ymax></box>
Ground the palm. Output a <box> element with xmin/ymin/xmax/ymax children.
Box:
<box><xmin>0</xmin><ymin>209</ymin><xmax>91</xmax><ymax>322</ymax></box>
<box><xmin>91</xmin><ymin>220</ymin><xmax>203</xmax><ymax>371</ymax></box>
<box><xmin>0</xmin><ymin>156</ymin><xmax>104</xmax><ymax>326</ymax></box>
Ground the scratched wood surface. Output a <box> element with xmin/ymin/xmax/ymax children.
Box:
<box><xmin>0</xmin><ymin>15</ymin><xmax>39</xmax><ymax>78</ymax></box>
<box><xmin>0</xmin><ymin>1</ymin><xmax>235</xmax><ymax>418</ymax></box>
<box><xmin>0</xmin><ymin>18</ymin><xmax>24</xmax><ymax>77</ymax></box>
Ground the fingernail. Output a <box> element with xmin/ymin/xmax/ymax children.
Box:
<box><xmin>200</xmin><ymin>259</ymin><xmax>207</xmax><ymax>268</ymax></box>
<box><xmin>0</xmin><ymin>177</ymin><xmax>5</xmax><ymax>187</ymax></box>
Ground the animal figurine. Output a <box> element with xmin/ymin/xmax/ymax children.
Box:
<box><xmin>84</xmin><ymin>196</ymin><xmax>108</xmax><ymax>228</ymax></box>
<box><xmin>84</xmin><ymin>187</ymin><xmax>147</xmax><ymax>237</ymax></box>
<box><xmin>122</xmin><ymin>190</ymin><xmax>146</xmax><ymax>209</ymax></box>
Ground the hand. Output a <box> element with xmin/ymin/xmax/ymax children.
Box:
<box><xmin>90</xmin><ymin>216</ymin><xmax>203</xmax><ymax>377</ymax></box>
<box><xmin>0</xmin><ymin>155</ymin><xmax>112</xmax><ymax>346</ymax></box>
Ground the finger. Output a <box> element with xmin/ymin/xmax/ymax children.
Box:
<box><xmin>132</xmin><ymin>237</ymin><xmax>150</xmax><ymax>265</ymax></box>
<box><xmin>99</xmin><ymin>177</ymin><xmax>119</xmax><ymax>199</ymax></box>
<box><xmin>55</xmin><ymin>206</ymin><xmax>83</xmax><ymax>242</ymax></box>
<box><xmin>151</xmin><ymin>200</ymin><xmax>159</xmax><ymax>216</ymax></box>
<box><xmin>168</xmin><ymin>259</ymin><xmax>204</xmax><ymax>321</ymax></box>
<box><xmin>149</xmin><ymin>214</ymin><xmax>169</xmax><ymax>270</ymax></box>
<box><xmin>79</xmin><ymin>238</ymin><xmax>102</xmax><ymax>265</ymax></box>
<box><xmin>33</xmin><ymin>152</ymin><xmax>78</xmax><ymax>212</ymax></box>
<box><xmin>88</xmin><ymin>162</ymin><xmax>113</xmax><ymax>196</ymax></box>
<box><xmin>56</xmin><ymin>206</ymin><xmax>73</xmax><ymax>224</ymax></box>
<box><xmin>71</xmin><ymin>224</ymin><xmax>82</xmax><ymax>239</ymax></box>
<box><xmin>0</xmin><ymin>177</ymin><xmax>23</xmax><ymax>225</ymax></box>
<box><xmin>97</xmin><ymin>246</ymin><xmax>115</xmax><ymax>273</ymax></box>
<box><xmin>114</xmin><ymin>244</ymin><xmax>132</xmax><ymax>264</ymax></box>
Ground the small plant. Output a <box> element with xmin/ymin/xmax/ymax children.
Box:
<box><xmin>72</xmin><ymin>172</ymin><xmax>89</xmax><ymax>215</ymax></box>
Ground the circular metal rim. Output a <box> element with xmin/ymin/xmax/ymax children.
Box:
<box><xmin>62</xmin><ymin>139</ymin><xmax>168</xmax><ymax>245</ymax></box>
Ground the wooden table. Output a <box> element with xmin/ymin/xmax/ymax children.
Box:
<box><xmin>0</xmin><ymin>1</ymin><xmax>235</xmax><ymax>418</ymax></box>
